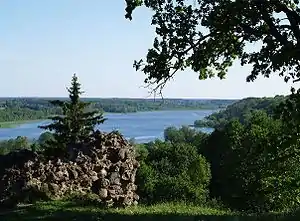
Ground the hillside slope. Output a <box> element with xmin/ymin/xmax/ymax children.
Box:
<box><xmin>194</xmin><ymin>95</ymin><xmax>286</xmax><ymax>129</ymax></box>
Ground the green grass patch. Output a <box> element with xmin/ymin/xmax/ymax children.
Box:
<box><xmin>0</xmin><ymin>119</ymin><xmax>46</xmax><ymax>128</ymax></box>
<box><xmin>0</xmin><ymin>200</ymin><xmax>297</xmax><ymax>221</ymax></box>
<box><xmin>34</xmin><ymin>200</ymin><xmax>233</xmax><ymax>216</ymax></box>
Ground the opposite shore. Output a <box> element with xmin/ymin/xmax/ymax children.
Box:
<box><xmin>0</xmin><ymin>108</ymin><xmax>218</xmax><ymax>129</ymax></box>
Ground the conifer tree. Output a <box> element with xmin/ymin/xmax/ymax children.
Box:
<box><xmin>39</xmin><ymin>74</ymin><xmax>106</xmax><ymax>149</ymax></box>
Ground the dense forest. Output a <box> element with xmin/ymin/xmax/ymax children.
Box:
<box><xmin>194</xmin><ymin>95</ymin><xmax>286</xmax><ymax>129</ymax></box>
<box><xmin>0</xmin><ymin>97</ymin><xmax>236</xmax><ymax>124</ymax></box>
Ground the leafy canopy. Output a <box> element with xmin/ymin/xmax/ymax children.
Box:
<box><xmin>125</xmin><ymin>0</ymin><xmax>300</xmax><ymax>92</ymax></box>
<box><xmin>202</xmin><ymin>110</ymin><xmax>300</xmax><ymax>212</ymax></box>
<box><xmin>136</xmin><ymin>140</ymin><xmax>211</xmax><ymax>204</ymax></box>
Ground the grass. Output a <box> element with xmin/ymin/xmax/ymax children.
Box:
<box><xmin>0</xmin><ymin>200</ymin><xmax>298</xmax><ymax>221</ymax></box>
<box><xmin>32</xmin><ymin>200</ymin><xmax>233</xmax><ymax>215</ymax></box>
<box><xmin>0</xmin><ymin>119</ymin><xmax>47</xmax><ymax>128</ymax></box>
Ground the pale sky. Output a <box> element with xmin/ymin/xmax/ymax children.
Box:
<box><xmin>0</xmin><ymin>1</ymin><xmax>295</xmax><ymax>99</ymax></box>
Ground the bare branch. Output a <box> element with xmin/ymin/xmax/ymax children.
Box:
<box><xmin>275</xmin><ymin>2</ymin><xmax>300</xmax><ymax>46</ymax></box>
<box><xmin>256</xmin><ymin>1</ymin><xmax>291</xmax><ymax>47</ymax></box>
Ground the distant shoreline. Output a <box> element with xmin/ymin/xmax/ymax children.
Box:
<box><xmin>0</xmin><ymin>108</ymin><xmax>220</xmax><ymax>129</ymax></box>
<box><xmin>102</xmin><ymin>107</ymin><xmax>221</xmax><ymax>114</ymax></box>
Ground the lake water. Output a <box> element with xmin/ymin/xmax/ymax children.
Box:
<box><xmin>0</xmin><ymin>110</ymin><xmax>215</xmax><ymax>143</ymax></box>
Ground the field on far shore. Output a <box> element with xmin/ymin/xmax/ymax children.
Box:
<box><xmin>0</xmin><ymin>119</ymin><xmax>46</xmax><ymax>129</ymax></box>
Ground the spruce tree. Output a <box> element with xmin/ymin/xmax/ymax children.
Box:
<box><xmin>39</xmin><ymin>74</ymin><xmax>106</xmax><ymax>150</ymax></box>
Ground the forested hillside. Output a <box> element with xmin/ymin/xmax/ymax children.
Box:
<box><xmin>0</xmin><ymin>97</ymin><xmax>236</xmax><ymax>123</ymax></box>
<box><xmin>194</xmin><ymin>95</ymin><xmax>286</xmax><ymax>129</ymax></box>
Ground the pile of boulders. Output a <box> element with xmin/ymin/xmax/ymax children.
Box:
<box><xmin>0</xmin><ymin>130</ymin><xmax>140</xmax><ymax>207</ymax></box>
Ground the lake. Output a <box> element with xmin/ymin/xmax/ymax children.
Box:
<box><xmin>0</xmin><ymin>110</ymin><xmax>215</xmax><ymax>143</ymax></box>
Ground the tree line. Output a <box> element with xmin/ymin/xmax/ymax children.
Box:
<box><xmin>0</xmin><ymin>97</ymin><xmax>235</xmax><ymax>124</ymax></box>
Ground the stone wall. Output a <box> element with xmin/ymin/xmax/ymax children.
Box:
<box><xmin>0</xmin><ymin>130</ymin><xmax>140</xmax><ymax>207</ymax></box>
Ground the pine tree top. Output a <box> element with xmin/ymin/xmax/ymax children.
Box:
<box><xmin>39</xmin><ymin>73</ymin><xmax>106</xmax><ymax>149</ymax></box>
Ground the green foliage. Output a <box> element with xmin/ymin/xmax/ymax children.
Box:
<box><xmin>0</xmin><ymin>105</ymin><xmax>59</xmax><ymax>127</ymax></box>
<box><xmin>39</xmin><ymin>74</ymin><xmax>106</xmax><ymax>150</ymax></box>
<box><xmin>194</xmin><ymin>96</ymin><xmax>286</xmax><ymax>129</ymax></box>
<box><xmin>163</xmin><ymin>126</ymin><xmax>209</xmax><ymax>152</ymax></box>
<box><xmin>134</xmin><ymin>143</ymin><xmax>149</xmax><ymax>161</ymax></box>
<box><xmin>276</xmin><ymin>88</ymin><xmax>300</xmax><ymax>144</ymax></box>
<box><xmin>201</xmin><ymin>110</ymin><xmax>300</xmax><ymax>212</ymax></box>
<box><xmin>125</xmin><ymin>0</ymin><xmax>300</xmax><ymax>92</ymax></box>
<box><xmin>38</xmin><ymin>132</ymin><xmax>55</xmax><ymax>146</ymax></box>
<box><xmin>0</xmin><ymin>132</ymin><xmax>56</xmax><ymax>155</ymax></box>
<box><xmin>136</xmin><ymin>140</ymin><xmax>211</xmax><ymax>204</ymax></box>
<box><xmin>0</xmin><ymin>136</ymin><xmax>32</xmax><ymax>155</ymax></box>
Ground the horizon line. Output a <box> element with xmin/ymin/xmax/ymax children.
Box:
<box><xmin>0</xmin><ymin>95</ymin><xmax>285</xmax><ymax>100</ymax></box>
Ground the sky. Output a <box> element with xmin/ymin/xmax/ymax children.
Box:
<box><xmin>0</xmin><ymin>1</ymin><xmax>295</xmax><ymax>99</ymax></box>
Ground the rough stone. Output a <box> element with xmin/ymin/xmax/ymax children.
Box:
<box><xmin>99</xmin><ymin>188</ymin><xmax>108</xmax><ymax>199</ymax></box>
<box><xmin>0</xmin><ymin>130</ymin><xmax>139</xmax><ymax>207</ymax></box>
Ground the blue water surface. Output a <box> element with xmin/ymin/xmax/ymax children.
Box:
<box><xmin>0</xmin><ymin>110</ymin><xmax>215</xmax><ymax>143</ymax></box>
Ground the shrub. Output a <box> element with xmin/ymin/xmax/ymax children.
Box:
<box><xmin>136</xmin><ymin>140</ymin><xmax>211</xmax><ymax>205</ymax></box>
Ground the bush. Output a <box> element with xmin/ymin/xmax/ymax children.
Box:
<box><xmin>136</xmin><ymin>140</ymin><xmax>211</xmax><ymax>204</ymax></box>
<box><xmin>164</xmin><ymin>126</ymin><xmax>209</xmax><ymax>146</ymax></box>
